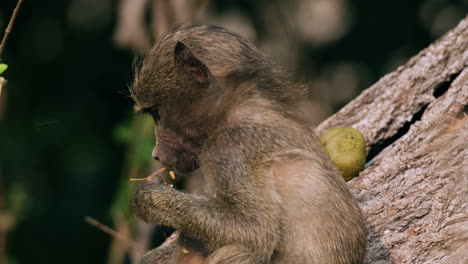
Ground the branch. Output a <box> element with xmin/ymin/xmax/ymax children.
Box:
<box><xmin>317</xmin><ymin>16</ymin><xmax>467</xmax><ymax>263</ymax></box>
<box><xmin>0</xmin><ymin>0</ymin><xmax>24</xmax><ymax>58</ymax></box>
<box><xmin>85</xmin><ymin>216</ymin><xmax>135</xmax><ymax>246</ymax></box>
<box><xmin>316</xmin><ymin>15</ymin><xmax>467</xmax><ymax>150</ymax></box>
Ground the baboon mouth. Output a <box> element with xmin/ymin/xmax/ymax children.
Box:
<box><xmin>172</xmin><ymin>161</ymin><xmax>198</xmax><ymax>175</ymax></box>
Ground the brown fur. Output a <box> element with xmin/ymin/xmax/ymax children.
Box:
<box><xmin>131</xmin><ymin>25</ymin><xmax>366</xmax><ymax>264</ymax></box>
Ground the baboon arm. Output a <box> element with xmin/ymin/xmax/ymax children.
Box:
<box><xmin>132</xmin><ymin>176</ymin><xmax>278</xmax><ymax>248</ymax></box>
<box><xmin>133</xmin><ymin>126</ymin><xmax>281</xmax><ymax>253</ymax></box>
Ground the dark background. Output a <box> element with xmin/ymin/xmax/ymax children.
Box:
<box><xmin>0</xmin><ymin>0</ymin><xmax>466</xmax><ymax>263</ymax></box>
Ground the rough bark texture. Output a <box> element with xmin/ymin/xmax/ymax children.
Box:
<box><xmin>317</xmin><ymin>16</ymin><xmax>467</xmax><ymax>264</ymax></box>
<box><xmin>144</xmin><ymin>17</ymin><xmax>468</xmax><ymax>263</ymax></box>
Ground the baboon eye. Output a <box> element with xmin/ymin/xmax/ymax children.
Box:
<box><xmin>149</xmin><ymin>110</ymin><xmax>160</xmax><ymax>121</ymax></box>
<box><xmin>139</xmin><ymin>107</ymin><xmax>160</xmax><ymax>121</ymax></box>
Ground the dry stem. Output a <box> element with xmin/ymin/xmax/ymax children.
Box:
<box><xmin>129</xmin><ymin>167</ymin><xmax>167</xmax><ymax>182</ymax></box>
<box><xmin>85</xmin><ymin>216</ymin><xmax>135</xmax><ymax>245</ymax></box>
<box><xmin>0</xmin><ymin>0</ymin><xmax>24</xmax><ymax>57</ymax></box>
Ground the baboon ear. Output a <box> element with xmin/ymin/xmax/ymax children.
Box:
<box><xmin>174</xmin><ymin>41</ymin><xmax>212</xmax><ymax>85</ymax></box>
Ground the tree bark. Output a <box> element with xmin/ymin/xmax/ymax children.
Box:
<box><xmin>316</xmin><ymin>16</ymin><xmax>467</xmax><ymax>263</ymax></box>
<box><xmin>143</xmin><ymin>16</ymin><xmax>468</xmax><ymax>263</ymax></box>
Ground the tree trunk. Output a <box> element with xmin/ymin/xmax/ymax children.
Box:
<box><xmin>316</xmin><ymin>16</ymin><xmax>467</xmax><ymax>263</ymax></box>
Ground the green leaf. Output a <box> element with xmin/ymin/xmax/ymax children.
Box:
<box><xmin>8</xmin><ymin>183</ymin><xmax>29</xmax><ymax>222</ymax></box>
<box><xmin>0</xmin><ymin>63</ymin><xmax>8</xmax><ymax>74</ymax></box>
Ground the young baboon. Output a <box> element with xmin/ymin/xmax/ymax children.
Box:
<box><xmin>131</xmin><ymin>25</ymin><xmax>366</xmax><ymax>264</ymax></box>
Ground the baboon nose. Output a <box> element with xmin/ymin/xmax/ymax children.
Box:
<box><xmin>152</xmin><ymin>147</ymin><xmax>160</xmax><ymax>160</ymax></box>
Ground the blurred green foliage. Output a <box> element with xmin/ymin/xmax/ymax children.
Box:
<box><xmin>111</xmin><ymin>116</ymin><xmax>154</xmax><ymax>219</ymax></box>
<box><xmin>7</xmin><ymin>184</ymin><xmax>28</xmax><ymax>222</ymax></box>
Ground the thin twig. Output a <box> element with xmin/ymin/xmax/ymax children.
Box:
<box><xmin>85</xmin><ymin>216</ymin><xmax>135</xmax><ymax>245</ymax></box>
<box><xmin>0</xmin><ymin>0</ymin><xmax>24</xmax><ymax>57</ymax></box>
<box><xmin>129</xmin><ymin>167</ymin><xmax>166</xmax><ymax>182</ymax></box>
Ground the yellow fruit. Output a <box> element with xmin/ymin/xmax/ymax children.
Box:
<box><xmin>320</xmin><ymin>127</ymin><xmax>366</xmax><ymax>181</ymax></box>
